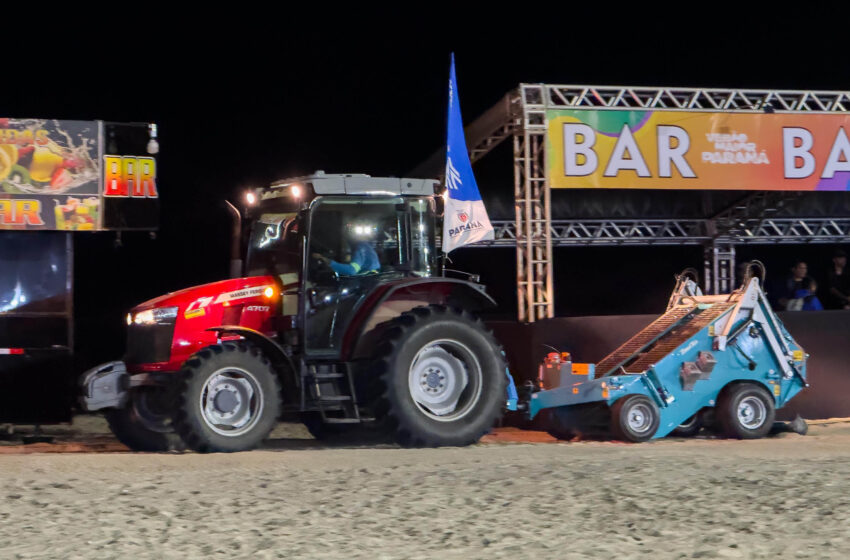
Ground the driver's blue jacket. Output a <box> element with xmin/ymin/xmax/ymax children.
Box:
<box><xmin>330</xmin><ymin>242</ymin><xmax>381</xmax><ymax>276</ymax></box>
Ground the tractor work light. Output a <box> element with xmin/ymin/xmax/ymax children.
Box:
<box><xmin>132</xmin><ymin>307</ymin><xmax>178</xmax><ymax>325</ymax></box>
<box><xmin>290</xmin><ymin>185</ymin><xmax>302</xmax><ymax>198</ymax></box>
<box><xmin>246</xmin><ymin>191</ymin><xmax>257</xmax><ymax>205</ymax></box>
<box><xmin>350</xmin><ymin>223</ymin><xmax>376</xmax><ymax>238</ymax></box>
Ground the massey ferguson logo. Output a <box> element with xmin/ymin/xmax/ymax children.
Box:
<box><xmin>214</xmin><ymin>286</ymin><xmax>267</xmax><ymax>304</ymax></box>
<box><xmin>457</xmin><ymin>212</ymin><xmax>468</xmax><ymax>223</ymax></box>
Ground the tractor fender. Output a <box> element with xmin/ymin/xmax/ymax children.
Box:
<box><xmin>342</xmin><ymin>278</ymin><xmax>497</xmax><ymax>360</ymax></box>
<box><xmin>206</xmin><ymin>326</ymin><xmax>299</xmax><ymax>396</ymax></box>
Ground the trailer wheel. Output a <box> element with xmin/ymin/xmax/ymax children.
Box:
<box><xmin>610</xmin><ymin>395</ymin><xmax>659</xmax><ymax>442</ymax></box>
<box><xmin>105</xmin><ymin>388</ymin><xmax>184</xmax><ymax>452</ymax></box>
<box><xmin>173</xmin><ymin>342</ymin><xmax>281</xmax><ymax>452</ymax></box>
<box><xmin>671</xmin><ymin>413</ymin><xmax>703</xmax><ymax>437</ymax></box>
<box><xmin>541</xmin><ymin>409</ymin><xmax>572</xmax><ymax>441</ymax></box>
<box><xmin>717</xmin><ymin>383</ymin><xmax>775</xmax><ymax>439</ymax></box>
<box><xmin>372</xmin><ymin>305</ymin><xmax>506</xmax><ymax>447</ymax></box>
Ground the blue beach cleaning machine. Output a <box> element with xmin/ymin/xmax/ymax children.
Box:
<box><xmin>525</xmin><ymin>267</ymin><xmax>809</xmax><ymax>442</ymax></box>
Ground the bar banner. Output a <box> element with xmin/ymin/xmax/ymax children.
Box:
<box><xmin>546</xmin><ymin>109</ymin><xmax>850</xmax><ymax>191</ymax></box>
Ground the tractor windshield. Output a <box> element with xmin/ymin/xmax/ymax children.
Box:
<box><xmin>245</xmin><ymin>212</ymin><xmax>301</xmax><ymax>278</ymax></box>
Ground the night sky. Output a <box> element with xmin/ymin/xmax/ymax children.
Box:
<box><xmin>5</xmin><ymin>13</ymin><xmax>849</xmax><ymax>369</ymax></box>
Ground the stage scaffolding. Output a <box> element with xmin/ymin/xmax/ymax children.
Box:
<box><xmin>454</xmin><ymin>85</ymin><xmax>850</xmax><ymax>322</ymax></box>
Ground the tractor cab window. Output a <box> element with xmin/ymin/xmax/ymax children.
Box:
<box><xmin>307</xmin><ymin>198</ymin><xmax>407</xmax><ymax>280</ymax></box>
<box><xmin>245</xmin><ymin>212</ymin><xmax>301</xmax><ymax>279</ymax></box>
<box><xmin>305</xmin><ymin>197</ymin><xmax>409</xmax><ymax>355</ymax></box>
<box><xmin>408</xmin><ymin>197</ymin><xmax>437</xmax><ymax>277</ymax></box>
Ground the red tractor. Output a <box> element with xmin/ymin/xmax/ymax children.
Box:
<box><xmin>81</xmin><ymin>173</ymin><xmax>512</xmax><ymax>452</ymax></box>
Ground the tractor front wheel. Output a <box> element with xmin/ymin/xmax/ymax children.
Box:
<box><xmin>372</xmin><ymin>305</ymin><xmax>507</xmax><ymax>447</ymax></box>
<box><xmin>173</xmin><ymin>342</ymin><xmax>281</xmax><ymax>452</ymax></box>
<box><xmin>105</xmin><ymin>387</ymin><xmax>183</xmax><ymax>452</ymax></box>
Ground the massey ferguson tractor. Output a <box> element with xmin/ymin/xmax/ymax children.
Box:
<box><xmin>81</xmin><ymin>173</ymin><xmax>513</xmax><ymax>452</ymax></box>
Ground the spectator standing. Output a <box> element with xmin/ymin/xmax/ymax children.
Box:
<box><xmin>777</xmin><ymin>261</ymin><xmax>822</xmax><ymax>311</ymax></box>
<box><xmin>826</xmin><ymin>249</ymin><xmax>850</xmax><ymax>309</ymax></box>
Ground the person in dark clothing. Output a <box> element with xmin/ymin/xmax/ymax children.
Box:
<box><xmin>826</xmin><ymin>249</ymin><xmax>850</xmax><ymax>310</ymax></box>
<box><xmin>777</xmin><ymin>261</ymin><xmax>822</xmax><ymax>311</ymax></box>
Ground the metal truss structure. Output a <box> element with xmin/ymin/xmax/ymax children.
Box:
<box><xmin>528</xmin><ymin>85</ymin><xmax>850</xmax><ymax>113</ymax></box>
<box><xmin>485</xmin><ymin>218</ymin><xmax>850</xmax><ymax>246</ymax></box>
<box><xmin>457</xmin><ymin>84</ymin><xmax>850</xmax><ymax>321</ymax></box>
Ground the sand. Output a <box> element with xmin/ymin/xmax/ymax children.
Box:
<box><xmin>1</xmin><ymin>418</ymin><xmax>849</xmax><ymax>559</ymax></box>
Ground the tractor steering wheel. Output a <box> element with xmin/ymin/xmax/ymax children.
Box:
<box><xmin>311</xmin><ymin>254</ymin><xmax>339</xmax><ymax>282</ymax></box>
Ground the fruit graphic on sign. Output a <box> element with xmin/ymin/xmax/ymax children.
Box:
<box><xmin>0</xmin><ymin>144</ymin><xmax>18</xmax><ymax>181</ymax></box>
<box><xmin>30</xmin><ymin>144</ymin><xmax>65</xmax><ymax>183</ymax></box>
<box><xmin>53</xmin><ymin>197</ymin><xmax>96</xmax><ymax>230</ymax></box>
<box><xmin>50</xmin><ymin>168</ymin><xmax>73</xmax><ymax>190</ymax></box>
<box><xmin>53</xmin><ymin>199</ymin><xmax>66</xmax><ymax>229</ymax></box>
<box><xmin>83</xmin><ymin>197</ymin><xmax>99</xmax><ymax>227</ymax></box>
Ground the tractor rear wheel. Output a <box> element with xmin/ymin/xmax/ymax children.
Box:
<box><xmin>105</xmin><ymin>387</ymin><xmax>184</xmax><ymax>452</ymax></box>
<box><xmin>372</xmin><ymin>305</ymin><xmax>507</xmax><ymax>447</ymax></box>
<box><xmin>173</xmin><ymin>342</ymin><xmax>281</xmax><ymax>452</ymax></box>
<box><xmin>610</xmin><ymin>395</ymin><xmax>660</xmax><ymax>442</ymax></box>
<box><xmin>717</xmin><ymin>383</ymin><xmax>775</xmax><ymax>439</ymax></box>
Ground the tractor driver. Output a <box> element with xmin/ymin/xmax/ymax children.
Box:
<box><xmin>312</xmin><ymin>222</ymin><xmax>381</xmax><ymax>276</ymax></box>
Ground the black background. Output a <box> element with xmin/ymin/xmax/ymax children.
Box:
<box><xmin>3</xmin><ymin>11</ymin><xmax>849</xmax><ymax>371</ymax></box>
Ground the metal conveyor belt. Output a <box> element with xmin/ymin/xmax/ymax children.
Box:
<box><xmin>593</xmin><ymin>306</ymin><xmax>695</xmax><ymax>377</ymax></box>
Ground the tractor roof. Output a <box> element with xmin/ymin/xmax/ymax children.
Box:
<box><xmin>268</xmin><ymin>171</ymin><xmax>438</xmax><ymax>197</ymax></box>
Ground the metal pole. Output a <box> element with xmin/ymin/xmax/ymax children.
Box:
<box><xmin>513</xmin><ymin>134</ymin><xmax>526</xmax><ymax>322</ymax></box>
<box><xmin>523</xmin><ymin>129</ymin><xmax>534</xmax><ymax>322</ymax></box>
<box><xmin>542</xmin><ymin>136</ymin><xmax>554</xmax><ymax>319</ymax></box>
<box><xmin>224</xmin><ymin>200</ymin><xmax>243</xmax><ymax>279</ymax></box>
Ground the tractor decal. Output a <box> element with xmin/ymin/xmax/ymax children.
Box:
<box><xmin>185</xmin><ymin>296</ymin><xmax>213</xmax><ymax>319</ymax></box>
<box><xmin>213</xmin><ymin>286</ymin><xmax>269</xmax><ymax>304</ymax></box>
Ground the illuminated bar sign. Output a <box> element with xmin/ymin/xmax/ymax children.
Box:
<box><xmin>0</xmin><ymin>118</ymin><xmax>158</xmax><ymax>230</ymax></box>
<box><xmin>546</xmin><ymin>109</ymin><xmax>850</xmax><ymax>191</ymax></box>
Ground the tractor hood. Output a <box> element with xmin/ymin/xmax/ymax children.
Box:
<box><xmin>130</xmin><ymin>276</ymin><xmax>279</xmax><ymax>315</ymax></box>
<box><xmin>125</xmin><ymin>275</ymin><xmax>292</xmax><ymax>372</ymax></box>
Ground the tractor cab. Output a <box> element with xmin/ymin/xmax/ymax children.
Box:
<box><xmin>244</xmin><ymin>173</ymin><xmax>440</xmax><ymax>357</ymax></box>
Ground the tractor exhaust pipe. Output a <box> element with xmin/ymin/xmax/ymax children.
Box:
<box><xmin>225</xmin><ymin>200</ymin><xmax>243</xmax><ymax>279</ymax></box>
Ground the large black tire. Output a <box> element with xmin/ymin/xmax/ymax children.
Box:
<box><xmin>105</xmin><ymin>387</ymin><xmax>184</xmax><ymax>452</ymax></box>
<box><xmin>610</xmin><ymin>395</ymin><xmax>660</xmax><ymax>442</ymax></box>
<box><xmin>543</xmin><ymin>408</ymin><xmax>575</xmax><ymax>441</ymax></box>
<box><xmin>717</xmin><ymin>383</ymin><xmax>775</xmax><ymax>439</ymax></box>
<box><xmin>173</xmin><ymin>342</ymin><xmax>282</xmax><ymax>453</ymax></box>
<box><xmin>671</xmin><ymin>413</ymin><xmax>703</xmax><ymax>437</ymax></box>
<box><xmin>372</xmin><ymin>305</ymin><xmax>507</xmax><ymax>447</ymax></box>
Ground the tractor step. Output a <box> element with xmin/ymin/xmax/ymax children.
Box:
<box><xmin>304</xmin><ymin>362</ymin><xmax>362</xmax><ymax>424</ymax></box>
<box><xmin>318</xmin><ymin>395</ymin><xmax>352</xmax><ymax>402</ymax></box>
<box><xmin>312</xmin><ymin>373</ymin><xmax>345</xmax><ymax>380</ymax></box>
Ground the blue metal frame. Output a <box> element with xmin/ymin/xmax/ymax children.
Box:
<box><xmin>527</xmin><ymin>280</ymin><xmax>808</xmax><ymax>439</ymax></box>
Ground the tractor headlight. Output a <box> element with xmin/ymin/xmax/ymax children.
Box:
<box><xmin>131</xmin><ymin>306</ymin><xmax>178</xmax><ymax>325</ymax></box>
